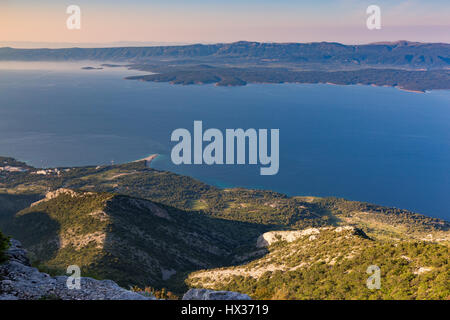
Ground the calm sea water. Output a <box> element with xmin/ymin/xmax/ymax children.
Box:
<box><xmin>0</xmin><ymin>62</ymin><xmax>449</xmax><ymax>220</ymax></box>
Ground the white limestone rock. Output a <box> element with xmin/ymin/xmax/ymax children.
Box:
<box><xmin>183</xmin><ymin>289</ymin><xmax>251</xmax><ymax>300</ymax></box>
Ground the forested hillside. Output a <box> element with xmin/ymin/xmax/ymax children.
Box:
<box><xmin>0</xmin><ymin>157</ymin><xmax>448</xmax><ymax>298</ymax></box>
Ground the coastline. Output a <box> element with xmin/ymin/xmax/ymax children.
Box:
<box><xmin>396</xmin><ymin>87</ymin><xmax>426</xmax><ymax>94</ymax></box>
<box><xmin>2</xmin><ymin>153</ymin><xmax>449</xmax><ymax>221</ymax></box>
<box><xmin>126</xmin><ymin>76</ymin><xmax>431</xmax><ymax>94</ymax></box>
<box><xmin>134</xmin><ymin>154</ymin><xmax>159</xmax><ymax>168</ymax></box>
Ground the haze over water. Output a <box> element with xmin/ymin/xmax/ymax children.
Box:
<box><xmin>0</xmin><ymin>63</ymin><xmax>449</xmax><ymax>220</ymax></box>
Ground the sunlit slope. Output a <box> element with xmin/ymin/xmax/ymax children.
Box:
<box><xmin>187</xmin><ymin>227</ymin><xmax>450</xmax><ymax>299</ymax></box>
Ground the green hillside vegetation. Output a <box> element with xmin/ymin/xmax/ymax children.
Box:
<box><xmin>187</xmin><ymin>228</ymin><xmax>450</xmax><ymax>300</ymax></box>
<box><xmin>0</xmin><ymin>157</ymin><xmax>448</xmax><ymax>298</ymax></box>
<box><xmin>4</xmin><ymin>189</ymin><xmax>263</xmax><ymax>290</ymax></box>
<box><xmin>0</xmin><ymin>230</ymin><xmax>9</xmax><ymax>263</ymax></box>
<box><xmin>0</xmin><ymin>159</ymin><xmax>448</xmax><ymax>241</ymax></box>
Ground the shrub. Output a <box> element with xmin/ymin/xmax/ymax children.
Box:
<box><xmin>0</xmin><ymin>230</ymin><xmax>10</xmax><ymax>263</ymax></box>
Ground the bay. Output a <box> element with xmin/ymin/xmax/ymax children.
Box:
<box><xmin>0</xmin><ymin>62</ymin><xmax>449</xmax><ymax>219</ymax></box>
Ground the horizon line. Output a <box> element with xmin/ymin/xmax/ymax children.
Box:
<box><xmin>1</xmin><ymin>39</ymin><xmax>449</xmax><ymax>50</ymax></box>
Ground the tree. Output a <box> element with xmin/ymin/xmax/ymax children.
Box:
<box><xmin>0</xmin><ymin>230</ymin><xmax>10</xmax><ymax>263</ymax></box>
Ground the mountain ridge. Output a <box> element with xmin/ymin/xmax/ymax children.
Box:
<box><xmin>4</xmin><ymin>188</ymin><xmax>262</xmax><ymax>290</ymax></box>
<box><xmin>1</xmin><ymin>41</ymin><xmax>449</xmax><ymax>69</ymax></box>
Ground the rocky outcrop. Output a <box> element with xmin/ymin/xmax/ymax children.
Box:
<box><xmin>256</xmin><ymin>228</ymin><xmax>321</xmax><ymax>248</ymax></box>
<box><xmin>182</xmin><ymin>289</ymin><xmax>251</xmax><ymax>300</ymax></box>
<box><xmin>0</xmin><ymin>240</ymin><xmax>153</xmax><ymax>300</ymax></box>
<box><xmin>256</xmin><ymin>226</ymin><xmax>369</xmax><ymax>248</ymax></box>
<box><xmin>30</xmin><ymin>188</ymin><xmax>93</xmax><ymax>207</ymax></box>
<box><xmin>0</xmin><ymin>239</ymin><xmax>251</xmax><ymax>300</ymax></box>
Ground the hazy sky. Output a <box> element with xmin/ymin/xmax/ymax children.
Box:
<box><xmin>1</xmin><ymin>0</ymin><xmax>449</xmax><ymax>46</ymax></box>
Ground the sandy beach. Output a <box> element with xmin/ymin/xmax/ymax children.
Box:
<box><xmin>135</xmin><ymin>154</ymin><xmax>159</xmax><ymax>167</ymax></box>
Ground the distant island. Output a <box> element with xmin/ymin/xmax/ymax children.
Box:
<box><xmin>124</xmin><ymin>66</ymin><xmax>449</xmax><ymax>92</ymax></box>
<box><xmin>1</xmin><ymin>41</ymin><xmax>449</xmax><ymax>69</ymax></box>
<box><xmin>81</xmin><ymin>66</ymin><xmax>103</xmax><ymax>70</ymax></box>
<box><xmin>1</xmin><ymin>41</ymin><xmax>449</xmax><ymax>92</ymax></box>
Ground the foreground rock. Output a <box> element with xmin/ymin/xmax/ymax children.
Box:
<box><xmin>0</xmin><ymin>240</ymin><xmax>153</xmax><ymax>300</ymax></box>
<box><xmin>183</xmin><ymin>289</ymin><xmax>251</xmax><ymax>300</ymax></box>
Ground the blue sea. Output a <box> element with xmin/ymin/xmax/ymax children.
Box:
<box><xmin>0</xmin><ymin>62</ymin><xmax>449</xmax><ymax>220</ymax></box>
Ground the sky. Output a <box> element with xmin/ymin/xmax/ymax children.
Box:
<box><xmin>1</xmin><ymin>0</ymin><xmax>449</xmax><ymax>47</ymax></box>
